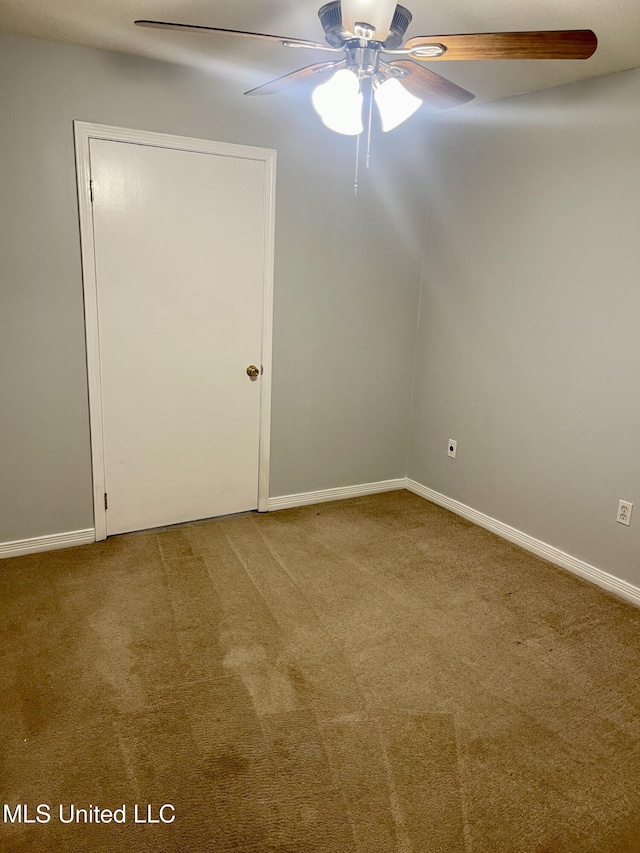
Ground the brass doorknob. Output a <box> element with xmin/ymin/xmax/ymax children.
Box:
<box><xmin>246</xmin><ymin>364</ymin><xmax>260</xmax><ymax>379</ymax></box>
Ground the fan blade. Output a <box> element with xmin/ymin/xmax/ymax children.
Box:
<box><xmin>404</xmin><ymin>30</ymin><xmax>597</xmax><ymax>60</ymax></box>
<box><xmin>340</xmin><ymin>0</ymin><xmax>397</xmax><ymax>41</ymax></box>
<box><xmin>135</xmin><ymin>19</ymin><xmax>329</xmax><ymax>50</ymax></box>
<box><xmin>245</xmin><ymin>62</ymin><xmax>343</xmax><ymax>95</ymax></box>
<box><xmin>388</xmin><ymin>61</ymin><xmax>475</xmax><ymax>108</ymax></box>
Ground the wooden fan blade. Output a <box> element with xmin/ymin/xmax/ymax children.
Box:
<box><xmin>135</xmin><ymin>19</ymin><xmax>328</xmax><ymax>50</ymax></box>
<box><xmin>388</xmin><ymin>61</ymin><xmax>475</xmax><ymax>108</ymax></box>
<box><xmin>404</xmin><ymin>30</ymin><xmax>597</xmax><ymax>60</ymax></box>
<box><xmin>245</xmin><ymin>62</ymin><xmax>343</xmax><ymax>95</ymax></box>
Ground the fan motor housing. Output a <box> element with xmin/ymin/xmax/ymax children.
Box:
<box><xmin>318</xmin><ymin>1</ymin><xmax>413</xmax><ymax>48</ymax></box>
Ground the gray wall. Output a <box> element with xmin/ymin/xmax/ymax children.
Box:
<box><xmin>408</xmin><ymin>68</ymin><xmax>640</xmax><ymax>587</ymax></box>
<box><xmin>6</xmin><ymin>29</ymin><xmax>637</xmax><ymax>590</ymax></box>
<box><xmin>0</xmin><ymin>32</ymin><xmax>427</xmax><ymax>542</ymax></box>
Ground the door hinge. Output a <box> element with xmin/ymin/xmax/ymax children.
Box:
<box><xmin>89</xmin><ymin>180</ymin><xmax>94</xmax><ymax>202</ymax></box>
<box><xmin>104</xmin><ymin>492</ymin><xmax>108</xmax><ymax>510</ymax></box>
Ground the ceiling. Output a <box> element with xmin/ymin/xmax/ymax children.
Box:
<box><xmin>1</xmin><ymin>0</ymin><xmax>639</xmax><ymax>106</ymax></box>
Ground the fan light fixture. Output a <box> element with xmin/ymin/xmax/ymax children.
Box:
<box><xmin>311</xmin><ymin>64</ymin><xmax>423</xmax><ymax>191</ymax></box>
<box><xmin>312</xmin><ymin>68</ymin><xmax>364</xmax><ymax>135</ymax></box>
<box><xmin>340</xmin><ymin>0</ymin><xmax>398</xmax><ymax>41</ymax></box>
<box><xmin>312</xmin><ymin>68</ymin><xmax>422</xmax><ymax>136</ymax></box>
<box><xmin>373</xmin><ymin>76</ymin><xmax>422</xmax><ymax>131</ymax></box>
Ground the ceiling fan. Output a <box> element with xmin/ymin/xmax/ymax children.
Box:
<box><xmin>135</xmin><ymin>1</ymin><xmax>597</xmax><ymax>127</ymax></box>
<box><xmin>135</xmin><ymin>1</ymin><xmax>596</xmax><ymax>188</ymax></box>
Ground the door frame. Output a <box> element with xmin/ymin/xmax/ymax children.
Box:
<box><xmin>74</xmin><ymin>121</ymin><xmax>276</xmax><ymax>540</ymax></box>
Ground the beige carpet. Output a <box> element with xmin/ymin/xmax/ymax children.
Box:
<box><xmin>2</xmin><ymin>490</ymin><xmax>640</xmax><ymax>852</ymax></box>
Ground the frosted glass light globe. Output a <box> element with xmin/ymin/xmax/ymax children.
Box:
<box><xmin>312</xmin><ymin>69</ymin><xmax>364</xmax><ymax>136</ymax></box>
<box><xmin>374</xmin><ymin>77</ymin><xmax>422</xmax><ymax>132</ymax></box>
<box><xmin>341</xmin><ymin>0</ymin><xmax>398</xmax><ymax>41</ymax></box>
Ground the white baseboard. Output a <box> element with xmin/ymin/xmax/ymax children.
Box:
<box><xmin>268</xmin><ymin>478</ymin><xmax>406</xmax><ymax>511</ymax></box>
<box><xmin>406</xmin><ymin>479</ymin><xmax>640</xmax><ymax>609</ymax></box>
<box><xmin>0</xmin><ymin>528</ymin><xmax>95</xmax><ymax>559</ymax></box>
<box><xmin>3</xmin><ymin>480</ymin><xmax>637</xmax><ymax>610</ymax></box>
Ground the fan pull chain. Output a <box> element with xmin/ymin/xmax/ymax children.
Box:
<box><xmin>365</xmin><ymin>82</ymin><xmax>374</xmax><ymax>169</ymax></box>
<box><xmin>354</xmin><ymin>83</ymin><xmax>374</xmax><ymax>197</ymax></box>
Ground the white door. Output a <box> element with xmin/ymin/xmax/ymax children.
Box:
<box><xmin>88</xmin><ymin>136</ymin><xmax>272</xmax><ymax>536</ymax></box>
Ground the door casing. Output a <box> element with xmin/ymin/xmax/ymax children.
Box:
<box><xmin>74</xmin><ymin>121</ymin><xmax>276</xmax><ymax>540</ymax></box>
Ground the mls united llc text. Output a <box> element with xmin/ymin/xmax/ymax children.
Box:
<box><xmin>3</xmin><ymin>804</ymin><xmax>175</xmax><ymax>824</ymax></box>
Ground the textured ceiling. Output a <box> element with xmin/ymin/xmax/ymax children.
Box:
<box><xmin>1</xmin><ymin>0</ymin><xmax>639</xmax><ymax>105</ymax></box>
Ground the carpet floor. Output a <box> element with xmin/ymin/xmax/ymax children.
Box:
<box><xmin>2</xmin><ymin>490</ymin><xmax>640</xmax><ymax>852</ymax></box>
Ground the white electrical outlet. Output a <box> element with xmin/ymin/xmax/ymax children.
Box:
<box><xmin>447</xmin><ymin>439</ymin><xmax>457</xmax><ymax>459</ymax></box>
<box><xmin>617</xmin><ymin>500</ymin><xmax>633</xmax><ymax>526</ymax></box>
